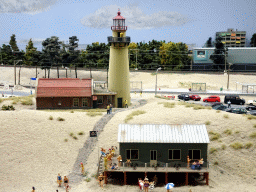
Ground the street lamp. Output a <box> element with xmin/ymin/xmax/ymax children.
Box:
<box><xmin>155</xmin><ymin>67</ymin><xmax>161</xmax><ymax>96</ymax></box>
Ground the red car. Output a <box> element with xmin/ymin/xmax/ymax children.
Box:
<box><xmin>203</xmin><ymin>95</ymin><xmax>221</xmax><ymax>102</ymax></box>
<box><xmin>190</xmin><ymin>95</ymin><xmax>201</xmax><ymax>101</ymax></box>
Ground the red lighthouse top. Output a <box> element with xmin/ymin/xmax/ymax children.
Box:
<box><xmin>111</xmin><ymin>9</ymin><xmax>127</xmax><ymax>31</ymax></box>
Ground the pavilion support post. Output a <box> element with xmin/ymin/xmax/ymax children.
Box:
<box><xmin>185</xmin><ymin>172</ymin><xmax>188</xmax><ymax>185</ymax></box>
<box><xmin>205</xmin><ymin>172</ymin><xmax>209</xmax><ymax>185</ymax></box>
<box><xmin>165</xmin><ymin>172</ymin><xmax>168</xmax><ymax>184</ymax></box>
<box><xmin>104</xmin><ymin>171</ymin><xmax>107</xmax><ymax>184</ymax></box>
<box><xmin>124</xmin><ymin>171</ymin><xmax>127</xmax><ymax>185</ymax></box>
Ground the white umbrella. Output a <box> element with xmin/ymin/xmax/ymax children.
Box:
<box><xmin>165</xmin><ymin>183</ymin><xmax>174</xmax><ymax>189</ymax></box>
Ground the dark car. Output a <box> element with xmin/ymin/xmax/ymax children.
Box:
<box><xmin>178</xmin><ymin>94</ymin><xmax>190</xmax><ymax>101</ymax></box>
<box><xmin>211</xmin><ymin>102</ymin><xmax>223</xmax><ymax>108</ymax></box>
<box><xmin>246</xmin><ymin>105</ymin><xmax>256</xmax><ymax>111</ymax></box>
<box><xmin>226</xmin><ymin>108</ymin><xmax>247</xmax><ymax>114</ymax></box>
<box><xmin>212</xmin><ymin>105</ymin><xmax>228</xmax><ymax>111</ymax></box>
<box><xmin>190</xmin><ymin>95</ymin><xmax>201</xmax><ymax>101</ymax></box>
<box><xmin>224</xmin><ymin>95</ymin><xmax>245</xmax><ymax>105</ymax></box>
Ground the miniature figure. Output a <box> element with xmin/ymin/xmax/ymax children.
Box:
<box><xmin>187</xmin><ymin>156</ymin><xmax>191</xmax><ymax>168</ymax></box>
<box><xmin>63</xmin><ymin>176</ymin><xmax>69</xmax><ymax>188</ymax></box>
<box><xmin>80</xmin><ymin>162</ymin><xmax>84</xmax><ymax>175</ymax></box>
<box><xmin>143</xmin><ymin>178</ymin><xmax>150</xmax><ymax>192</ymax></box>
<box><xmin>126</xmin><ymin>159</ymin><xmax>131</xmax><ymax>167</ymax></box>
<box><xmin>31</xmin><ymin>187</ymin><xmax>35</xmax><ymax>192</ymax></box>
<box><xmin>57</xmin><ymin>173</ymin><xmax>62</xmax><ymax>187</ymax></box>
<box><xmin>117</xmin><ymin>155</ymin><xmax>122</xmax><ymax>167</ymax></box>
<box><xmin>98</xmin><ymin>173</ymin><xmax>106</xmax><ymax>189</ymax></box>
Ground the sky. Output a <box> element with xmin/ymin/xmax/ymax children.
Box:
<box><xmin>0</xmin><ymin>0</ymin><xmax>255</xmax><ymax>51</ymax></box>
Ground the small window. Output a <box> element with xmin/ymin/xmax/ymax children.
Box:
<box><xmin>188</xmin><ymin>149</ymin><xmax>201</xmax><ymax>160</ymax></box>
<box><xmin>97</xmin><ymin>96</ymin><xmax>103</xmax><ymax>104</ymax></box>
<box><xmin>197</xmin><ymin>51</ymin><xmax>205</xmax><ymax>55</ymax></box>
<box><xmin>82</xmin><ymin>98</ymin><xmax>88</xmax><ymax>107</ymax></box>
<box><xmin>73</xmin><ymin>98</ymin><xmax>79</xmax><ymax>107</ymax></box>
<box><xmin>168</xmin><ymin>149</ymin><xmax>181</xmax><ymax>160</ymax></box>
<box><xmin>126</xmin><ymin>149</ymin><xmax>139</xmax><ymax>160</ymax></box>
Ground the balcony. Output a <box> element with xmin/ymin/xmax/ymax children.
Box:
<box><xmin>111</xmin><ymin>26</ymin><xmax>127</xmax><ymax>31</ymax></box>
<box><xmin>107</xmin><ymin>36</ymin><xmax>131</xmax><ymax>43</ymax></box>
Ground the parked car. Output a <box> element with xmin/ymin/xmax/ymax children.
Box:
<box><xmin>203</xmin><ymin>96</ymin><xmax>220</xmax><ymax>102</ymax></box>
<box><xmin>249</xmin><ymin>110</ymin><xmax>256</xmax><ymax>116</ymax></box>
<box><xmin>211</xmin><ymin>102</ymin><xmax>223</xmax><ymax>107</ymax></box>
<box><xmin>212</xmin><ymin>105</ymin><xmax>228</xmax><ymax>111</ymax></box>
<box><xmin>224</xmin><ymin>95</ymin><xmax>245</xmax><ymax>105</ymax></box>
<box><xmin>226</xmin><ymin>108</ymin><xmax>247</xmax><ymax>114</ymax></box>
<box><xmin>189</xmin><ymin>95</ymin><xmax>201</xmax><ymax>101</ymax></box>
<box><xmin>178</xmin><ymin>94</ymin><xmax>190</xmax><ymax>101</ymax></box>
<box><xmin>246</xmin><ymin>105</ymin><xmax>256</xmax><ymax>111</ymax></box>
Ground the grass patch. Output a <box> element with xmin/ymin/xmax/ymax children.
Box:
<box><xmin>221</xmin><ymin>144</ymin><xmax>226</xmax><ymax>150</ymax></box>
<box><xmin>91</xmin><ymin>173</ymin><xmax>98</xmax><ymax>179</ymax></box>
<box><xmin>178</xmin><ymin>81</ymin><xmax>191</xmax><ymax>88</ymax></box>
<box><xmin>245</xmin><ymin>142</ymin><xmax>253</xmax><ymax>149</ymax></box>
<box><xmin>12</xmin><ymin>101</ymin><xmax>17</xmax><ymax>104</ymax></box>
<box><xmin>83</xmin><ymin>171</ymin><xmax>89</xmax><ymax>177</ymax></box>
<box><xmin>253</xmin><ymin>124</ymin><xmax>256</xmax><ymax>128</ymax></box>
<box><xmin>21</xmin><ymin>99</ymin><xmax>33</xmax><ymax>105</ymax></box>
<box><xmin>1</xmin><ymin>105</ymin><xmax>15</xmax><ymax>110</ymax></box>
<box><xmin>85</xmin><ymin>177</ymin><xmax>91</xmax><ymax>182</ymax></box>
<box><xmin>0</xmin><ymin>98</ymin><xmax>3</xmax><ymax>103</ymax></box>
<box><xmin>216</xmin><ymin>110</ymin><xmax>221</xmax><ymax>113</ymax></box>
<box><xmin>124</xmin><ymin>110</ymin><xmax>146</xmax><ymax>123</ymax></box>
<box><xmin>86</xmin><ymin>112</ymin><xmax>103</xmax><ymax>117</ymax></box>
<box><xmin>209</xmin><ymin>147</ymin><xmax>218</xmax><ymax>154</ymax></box>
<box><xmin>49</xmin><ymin>116</ymin><xmax>53</xmax><ymax>120</ymax></box>
<box><xmin>206</xmin><ymin>106</ymin><xmax>212</xmax><ymax>110</ymax></box>
<box><xmin>249</xmin><ymin>132</ymin><xmax>256</xmax><ymax>138</ymax></box>
<box><xmin>70</xmin><ymin>110</ymin><xmax>74</xmax><ymax>113</ymax></box>
<box><xmin>213</xmin><ymin>161</ymin><xmax>219</xmax><ymax>165</ymax></box>
<box><xmin>78</xmin><ymin>131</ymin><xmax>85</xmax><ymax>135</ymax></box>
<box><xmin>230</xmin><ymin>142</ymin><xmax>243</xmax><ymax>150</ymax></box>
<box><xmin>151</xmin><ymin>72</ymin><xmax>156</xmax><ymax>75</ymax></box>
<box><xmin>57</xmin><ymin>117</ymin><xmax>65</xmax><ymax>121</ymax></box>
<box><xmin>158</xmin><ymin>102</ymin><xmax>175</xmax><ymax>108</ymax></box>
<box><xmin>209</xmin><ymin>131</ymin><xmax>221</xmax><ymax>141</ymax></box>
<box><xmin>235</xmin><ymin>130</ymin><xmax>240</xmax><ymax>134</ymax></box>
<box><xmin>43</xmin><ymin>108</ymin><xmax>107</xmax><ymax>112</ymax></box>
<box><xmin>205</xmin><ymin>121</ymin><xmax>211</xmax><ymax>125</ymax></box>
<box><xmin>155</xmin><ymin>96</ymin><xmax>171</xmax><ymax>100</ymax></box>
<box><xmin>247</xmin><ymin>115</ymin><xmax>256</xmax><ymax>120</ymax></box>
<box><xmin>69</xmin><ymin>132</ymin><xmax>74</xmax><ymax>137</ymax></box>
<box><xmin>64</xmin><ymin>138</ymin><xmax>68</xmax><ymax>142</ymax></box>
<box><xmin>223</xmin><ymin>114</ymin><xmax>229</xmax><ymax>119</ymax></box>
<box><xmin>223</xmin><ymin>129</ymin><xmax>232</xmax><ymax>135</ymax></box>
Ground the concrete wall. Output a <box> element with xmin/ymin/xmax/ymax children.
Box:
<box><xmin>119</xmin><ymin>143</ymin><xmax>208</xmax><ymax>167</ymax></box>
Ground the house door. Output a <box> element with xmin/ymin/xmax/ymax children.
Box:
<box><xmin>150</xmin><ymin>150</ymin><xmax>157</xmax><ymax>167</ymax></box>
<box><xmin>93</xmin><ymin>100</ymin><xmax>98</xmax><ymax>108</ymax></box>
<box><xmin>117</xmin><ymin>98</ymin><xmax>123</xmax><ymax>108</ymax></box>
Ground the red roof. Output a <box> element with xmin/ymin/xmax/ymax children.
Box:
<box><xmin>37</xmin><ymin>78</ymin><xmax>92</xmax><ymax>97</ymax></box>
<box><xmin>113</xmin><ymin>10</ymin><xmax>125</xmax><ymax>20</ymax></box>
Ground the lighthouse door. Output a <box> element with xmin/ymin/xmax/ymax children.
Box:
<box><xmin>117</xmin><ymin>98</ymin><xmax>123</xmax><ymax>108</ymax></box>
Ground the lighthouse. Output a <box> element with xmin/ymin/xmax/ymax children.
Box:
<box><xmin>108</xmin><ymin>9</ymin><xmax>131</xmax><ymax>108</ymax></box>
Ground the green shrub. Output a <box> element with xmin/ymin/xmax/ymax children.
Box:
<box><xmin>83</xmin><ymin>171</ymin><xmax>89</xmax><ymax>177</ymax></box>
<box><xmin>210</xmin><ymin>147</ymin><xmax>218</xmax><ymax>154</ymax></box>
<box><xmin>209</xmin><ymin>131</ymin><xmax>220</xmax><ymax>141</ymax></box>
<box><xmin>70</xmin><ymin>110</ymin><xmax>74</xmax><ymax>113</ymax></box>
<box><xmin>205</xmin><ymin>121</ymin><xmax>211</xmax><ymax>125</ymax></box>
<box><xmin>223</xmin><ymin>114</ymin><xmax>229</xmax><ymax>119</ymax></box>
<box><xmin>69</xmin><ymin>132</ymin><xmax>74</xmax><ymax>137</ymax></box>
<box><xmin>1</xmin><ymin>105</ymin><xmax>15</xmax><ymax>110</ymax></box>
<box><xmin>230</xmin><ymin>142</ymin><xmax>243</xmax><ymax>150</ymax></box>
<box><xmin>12</xmin><ymin>101</ymin><xmax>17</xmax><ymax>104</ymax></box>
<box><xmin>124</xmin><ymin>110</ymin><xmax>146</xmax><ymax>123</ymax></box>
<box><xmin>223</xmin><ymin>129</ymin><xmax>232</xmax><ymax>135</ymax></box>
<box><xmin>245</xmin><ymin>142</ymin><xmax>253</xmax><ymax>149</ymax></box>
<box><xmin>213</xmin><ymin>161</ymin><xmax>219</xmax><ymax>165</ymax></box>
<box><xmin>247</xmin><ymin>115</ymin><xmax>256</xmax><ymax>120</ymax></box>
<box><xmin>216</xmin><ymin>110</ymin><xmax>221</xmax><ymax>113</ymax></box>
<box><xmin>86</xmin><ymin>112</ymin><xmax>103</xmax><ymax>117</ymax></box>
<box><xmin>57</xmin><ymin>117</ymin><xmax>65</xmax><ymax>121</ymax></box>
<box><xmin>73</xmin><ymin>136</ymin><xmax>78</xmax><ymax>140</ymax></box>
<box><xmin>85</xmin><ymin>177</ymin><xmax>91</xmax><ymax>182</ymax></box>
<box><xmin>235</xmin><ymin>130</ymin><xmax>240</xmax><ymax>134</ymax></box>
<box><xmin>0</xmin><ymin>98</ymin><xmax>3</xmax><ymax>103</ymax></box>
<box><xmin>64</xmin><ymin>138</ymin><xmax>68</xmax><ymax>142</ymax></box>
<box><xmin>221</xmin><ymin>144</ymin><xmax>226</xmax><ymax>150</ymax></box>
<box><xmin>91</xmin><ymin>173</ymin><xmax>98</xmax><ymax>179</ymax></box>
<box><xmin>49</xmin><ymin>116</ymin><xmax>53</xmax><ymax>120</ymax></box>
<box><xmin>249</xmin><ymin>132</ymin><xmax>256</xmax><ymax>138</ymax></box>
<box><xmin>78</xmin><ymin>131</ymin><xmax>85</xmax><ymax>135</ymax></box>
<box><xmin>254</xmin><ymin>124</ymin><xmax>256</xmax><ymax>128</ymax></box>
<box><xmin>158</xmin><ymin>102</ymin><xmax>175</xmax><ymax>108</ymax></box>
<box><xmin>178</xmin><ymin>81</ymin><xmax>191</xmax><ymax>88</ymax></box>
<box><xmin>206</xmin><ymin>106</ymin><xmax>212</xmax><ymax>110</ymax></box>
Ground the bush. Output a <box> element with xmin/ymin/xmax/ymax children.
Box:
<box><xmin>86</xmin><ymin>112</ymin><xmax>103</xmax><ymax>117</ymax></box>
<box><xmin>158</xmin><ymin>102</ymin><xmax>175</xmax><ymax>108</ymax></box>
<box><xmin>210</xmin><ymin>147</ymin><xmax>218</xmax><ymax>154</ymax></box>
<box><xmin>209</xmin><ymin>131</ymin><xmax>220</xmax><ymax>141</ymax></box>
<box><xmin>49</xmin><ymin>116</ymin><xmax>53</xmax><ymax>120</ymax></box>
<box><xmin>221</xmin><ymin>144</ymin><xmax>226</xmax><ymax>150</ymax></box>
<box><xmin>69</xmin><ymin>132</ymin><xmax>74</xmax><ymax>137</ymax></box>
<box><xmin>1</xmin><ymin>105</ymin><xmax>15</xmax><ymax>110</ymax></box>
<box><xmin>223</xmin><ymin>129</ymin><xmax>232</xmax><ymax>135</ymax></box>
<box><xmin>91</xmin><ymin>173</ymin><xmax>98</xmax><ymax>179</ymax></box>
<box><xmin>205</xmin><ymin>121</ymin><xmax>211</xmax><ymax>125</ymax></box>
<box><xmin>245</xmin><ymin>142</ymin><xmax>253</xmax><ymax>149</ymax></box>
<box><xmin>213</xmin><ymin>161</ymin><xmax>219</xmax><ymax>165</ymax></box>
<box><xmin>249</xmin><ymin>132</ymin><xmax>256</xmax><ymax>138</ymax></box>
<box><xmin>78</xmin><ymin>131</ymin><xmax>84</xmax><ymax>135</ymax></box>
<box><xmin>83</xmin><ymin>171</ymin><xmax>89</xmax><ymax>177</ymax></box>
<box><xmin>247</xmin><ymin>115</ymin><xmax>256</xmax><ymax>120</ymax></box>
<box><xmin>85</xmin><ymin>178</ymin><xmax>91</xmax><ymax>182</ymax></box>
<box><xmin>12</xmin><ymin>101</ymin><xmax>17</xmax><ymax>104</ymax></box>
<box><xmin>73</xmin><ymin>136</ymin><xmax>78</xmax><ymax>140</ymax></box>
<box><xmin>254</xmin><ymin>124</ymin><xmax>256</xmax><ymax>128</ymax></box>
<box><xmin>64</xmin><ymin>138</ymin><xmax>68</xmax><ymax>142</ymax></box>
<box><xmin>235</xmin><ymin>130</ymin><xmax>240</xmax><ymax>134</ymax></box>
<box><xmin>21</xmin><ymin>99</ymin><xmax>33</xmax><ymax>105</ymax></box>
<box><xmin>0</xmin><ymin>98</ymin><xmax>3</xmax><ymax>103</ymax></box>
<box><xmin>230</xmin><ymin>142</ymin><xmax>243</xmax><ymax>150</ymax></box>
<box><xmin>57</xmin><ymin>117</ymin><xmax>65</xmax><ymax>121</ymax></box>
<box><xmin>70</xmin><ymin>110</ymin><xmax>74</xmax><ymax>113</ymax></box>
<box><xmin>216</xmin><ymin>110</ymin><xmax>221</xmax><ymax>113</ymax></box>
<box><xmin>223</xmin><ymin>114</ymin><xmax>229</xmax><ymax>119</ymax></box>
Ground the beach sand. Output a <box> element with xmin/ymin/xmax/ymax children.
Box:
<box><xmin>0</xmin><ymin>68</ymin><xmax>256</xmax><ymax>191</ymax></box>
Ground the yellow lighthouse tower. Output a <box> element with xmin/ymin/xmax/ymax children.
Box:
<box><xmin>108</xmin><ymin>9</ymin><xmax>131</xmax><ymax>108</ymax></box>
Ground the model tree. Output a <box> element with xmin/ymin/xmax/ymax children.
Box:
<box><xmin>205</xmin><ymin>37</ymin><xmax>213</xmax><ymax>47</ymax></box>
<box><xmin>250</xmin><ymin>33</ymin><xmax>256</xmax><ymax>47</ymax></box>
<box><xmin>24</xmin><ymin>39</ymin><xmax>40</xmax><ymax>66</ymax></box>
<box><xmin>209</xmin><ymin>35</ymin><xmax>226</xmax><ymax>70</ymax></box>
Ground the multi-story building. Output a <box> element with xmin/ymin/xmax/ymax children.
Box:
<box><xmin>216</xmin><ymin>28</ymin><xmax>246</xmax><ymax>47</ymax></box>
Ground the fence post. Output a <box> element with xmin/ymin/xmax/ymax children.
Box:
<box><xmin>166</xmin><ymin>163</ymin><xmax>168</xmax><ymax>172</ymax></box>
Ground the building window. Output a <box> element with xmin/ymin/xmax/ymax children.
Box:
<box><xmin>188</xmin><ymin>149</ymin><xmax>201</xmax><ymax>160</ymax></box>
<box><xmin>126</xmin><ymin>149</ymin><xmax>139</xmax><ymax>160</ymax></box>
<box><xmin>107</xmin><ymin>95</ymin><xmax>112</xmax><ymax>104</ymax></box>
<box><xmin>97</xmin><ymin>96</ymin><xmax>103</xmax><ymax>104</ymax></box>
<box><xmin>82</xmin><ymin>98</ymin><xmax>88</xmax><ymax>107</ymax></box>
<box><xmin>73</xmin><ymin>98</ymin><xmax>79</xmax><ymax>107</ymax></box>
<box><xmin>168</xmin><ymin>149</ymin><xmax>181</xmax><ymax>160</ymax></box>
